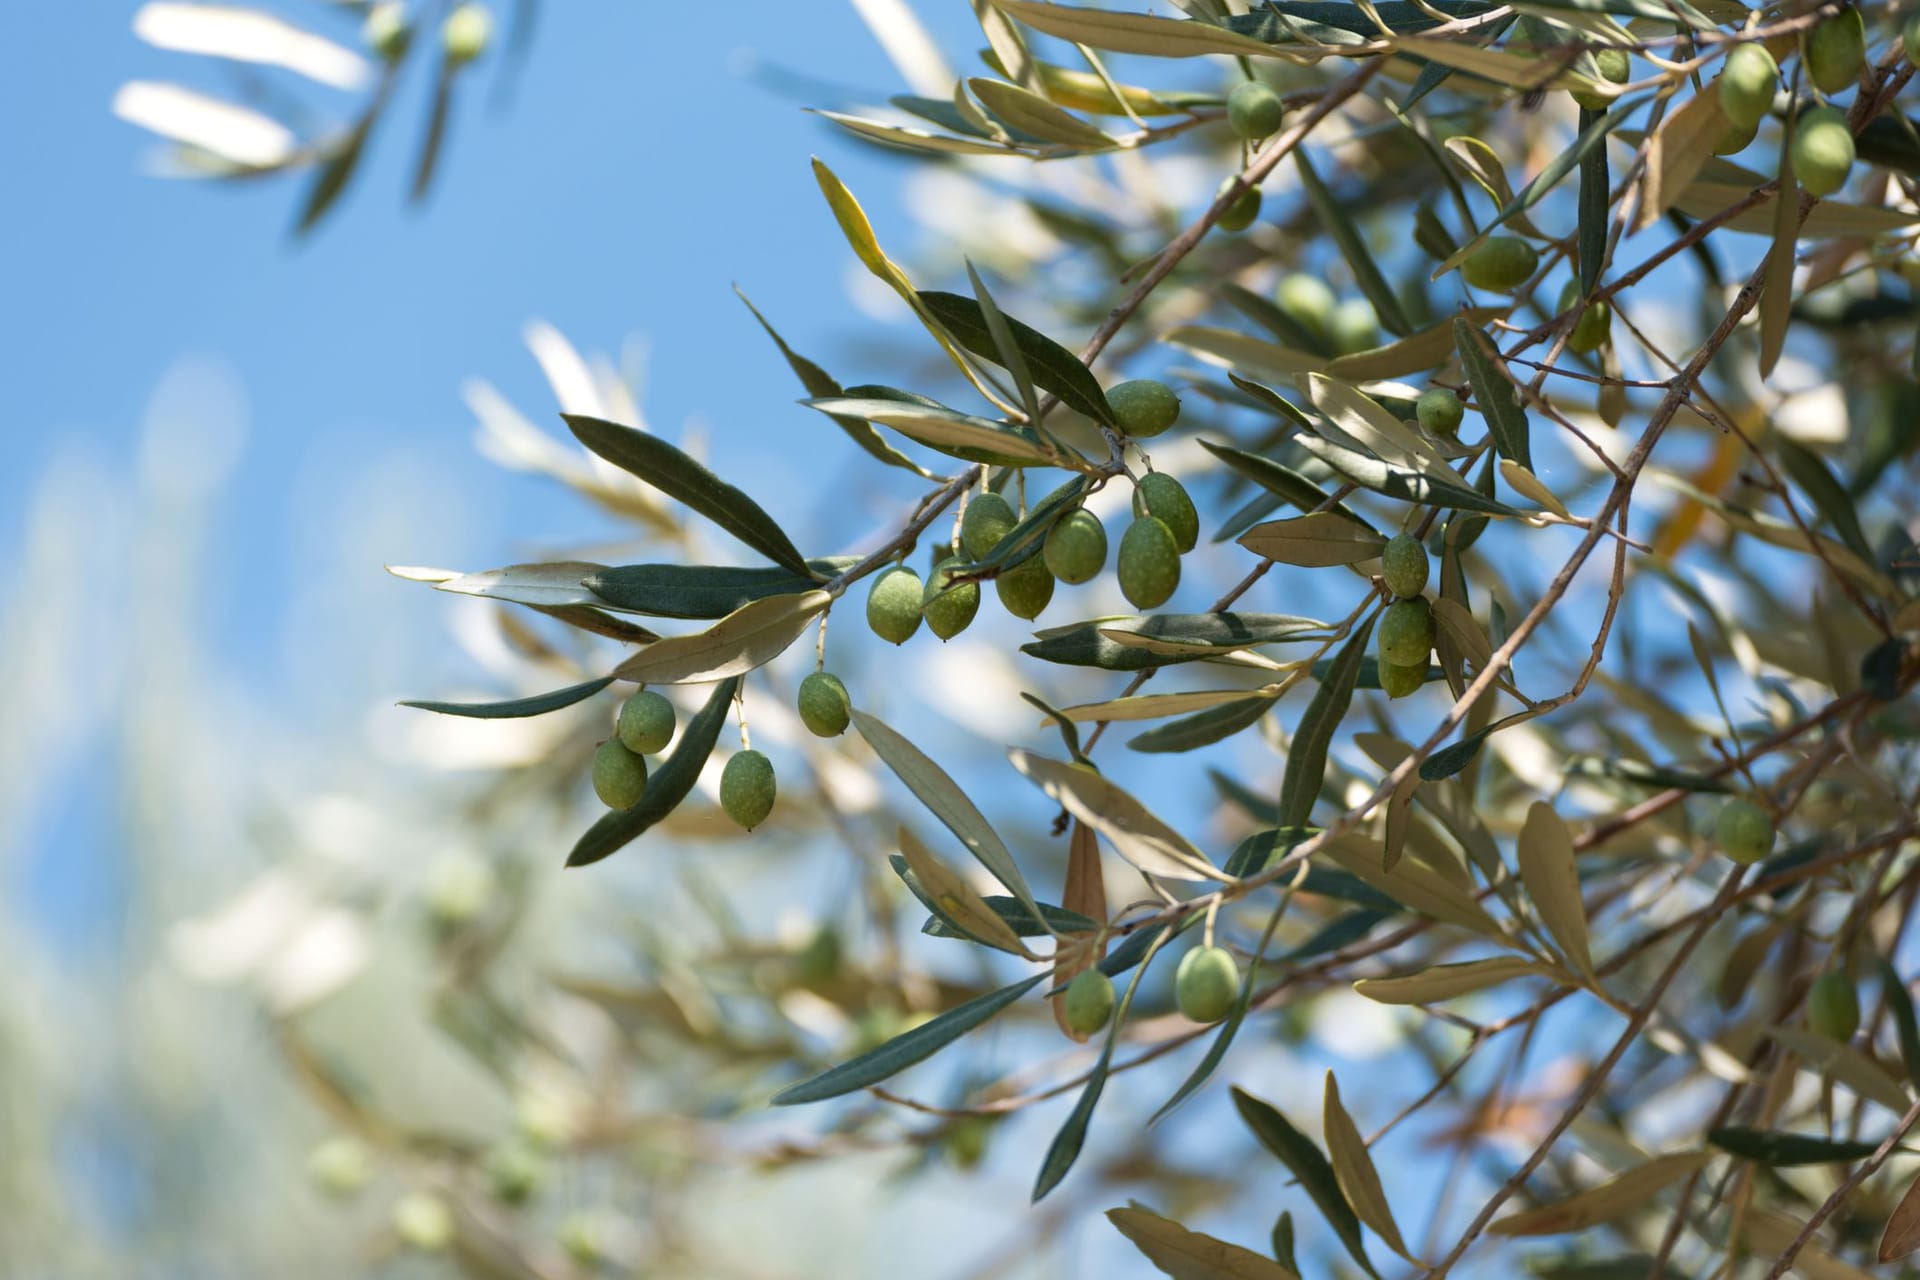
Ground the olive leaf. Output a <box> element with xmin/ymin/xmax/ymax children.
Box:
<box><xmin>1518</xmin><ymin>802</ymin><xmax>1593</xmax><ymax>978</ymax></box>
<box><xmin>917</xmin><ymin>289</ymin><xmax>1114</xmax><ymax>424</ymax></box>
<box><xmin>1232</xmin><ymin>1087</ymin><xmax>1379</xmax><ymax>1279</ymax></box>
<box><xmin>995</xmin><ymin>0</ymin><xmax>1280</xmax><ymax>58</ymax></box>
<box><xmin>803</xmin><ymin>395</ymin><xmax>1059</xmax><ymax>468</ymax></box>
<box><xmin>564</xmin><ymin>414</ymin><xmax>812</xmax><ymax>575</ymax></box>
<box><xmin>400</xmin><ymin>675</ymin><xmax>615</xmax><ymax>719</ymax></box>
<box><xmin>967</xmin><ymin>78</ymin><xmax>1114</xmax><ymax>149</ymax></box>
<box><xmin>1323</xmin><ymin>1072</ymin><xmax>1416</xmax><ymax>1261</ymax></box>
<box><xmin>1128</xmin><ymin>695</ymin><xmax>1279</xmax><ymax>753</ymax></box>
<box><xmin>1279</xmin><ymin>617</ymin><xmax>1375</xmax><ymax>830</ymax></box>
<box><xmin>1453</xmin><ymin>320</ymin><xmax>1531</xmax><ymax>470</ymax></box>
<box><xmin>1108</xmin><ymin>1205</ymin><xmax>1301</xmax><ymax>1280</ymax></box>
<box><xmin>610</xmin><ymin>591</ymin><xmax>829</xmax><ymax>685</ymax></box>
<box><xmin>1009</xmin><ymin>750</ymin><xmax>1225</xmax><ymax>882</ymax></box>
<box><xmin>1295</xmin><ymin>152</ymin><xmax>1412</xmax><ymax>338</ymax></box>
<box><xmin>1239</xmin><ymin>513</ymin><xmax>1388</xmax><ymax>567</ymax></box>
<box><xmin>896</xmin><ymin>827</ymin><xmax>1034</xmax><ymax>958</ymax></box>
<box><xmin>586</xmin><ymin>559</ymin><xmax>859</xmax><ymax>619</ymax></box>
<box><xmin>1354</xmin><ymin>955</ymin><xmax>1560</xmax><ymax>1003</ymax></box>
<box><xmin>1707</xmin><ymin>1127</ymin><xmax>1887</xmax><ymax>1166</ymax></box>
<box><xmin>1489</xmin><ymin>1153</ymin><xmax>1711</xmax><ymax>1236</ymax></box>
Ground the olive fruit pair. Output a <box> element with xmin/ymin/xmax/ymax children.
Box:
<box><xmin>1462</xmin><ymin>236</ymin><xmax>1540</xmax><ymax>293</ymax></box>
<box><xmin>1176</xmin><ymin>945</ymin><xmax>1241</xmax><ymax>1023</ymax></box>
<box><xmin>1376</xmin><ymin>536</ymin><xmax>1433</xmax><ymax>698</ymax></box>
<box><xmin>1793</xmin><ymin>106</ymin><xmax>1855</xmax><ymax>198</ymax></box>
<box><xmin>593</xmin><ymin>689</ymin><xmax>679</xmax><ymax>809</ymax></box>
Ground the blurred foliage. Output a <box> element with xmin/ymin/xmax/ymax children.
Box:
<box><xmin>78</xmin><ymin>0</ymin><xmax>1920</xmax><ymax>1276</ymax></box>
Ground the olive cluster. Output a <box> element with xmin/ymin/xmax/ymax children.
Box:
<box><xmin>362</xmin><ymin>1</ymin><xmax>493</xmax><ymax>65</ymax></box>
<box><xmin>592</xmin><ymin>689</ymin><xmax>779</xmax><ymax>832</ymax></box>
<box><xmin>1375</xmin><ymin>534</ymin><xmax>1435</xmax><ymax>699</ymax></box>
<box><xmin>866</xmin><ymin>379</ymin><xmax>1200</xmax><ymax>645</ymax></box>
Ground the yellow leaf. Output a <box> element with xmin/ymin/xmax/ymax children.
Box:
<box><xmin>1490</xmin><ymin>1152</ymin><xmax>1710</xmax><ymax>1235</ymax></box>
<box><xmin>1499</xmin><ymin>460</ymin><xmax>1572</xmax><ymax>519</ymax></box>
<box><xmin>898</xmin><ymin>827</ymin><xmax>1032</xmax><ymax>958</ymax></box>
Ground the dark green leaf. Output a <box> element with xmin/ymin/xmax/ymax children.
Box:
<box><xmin>1228</xmin><ymin>1</ymin><xmax>1488</xmax><ymax>39</ymax></box>
<box><xmin>400</xmin><ymin>675</ymin><xmax>615</xmax><ymax>719</ymax></box>
<box><xmin>1128</xmin><ymin>695</ymin><xmax>1278</xmax><ymax>753</ymax></box>
<box><xmin>950</xmin><ymin>476</ymin><xmax>1090</xmax><ymax>575</ymax></box>
<box><xmin>1024</xmin><ymin>612</ymin><xmax>1329</xmax><ymax>672</ymax></box>
<box><xmin>734</xmin><ymin>288</ymin><xmax>933</xmax><ymax>477</ymax></box>
<box><xmin>586</xmin><ymin>559</ymin><xmax>858</xmax><ymax>619</ymax></box>
<box><xmin>1564</xmin><ymin>757</ymin><xmax>1732</xmax><ymax>792</ymax></box>
<box><xmin>1294</xmin><ymin>433</ymin><xmax>1518</xmax><ymax>516</ymax></box>
<box><xmin>1577</xmin><ymin>108</ymin><xmax>1609</xmax><ymax>296</ymax></box>
<box><xmin>1420</xmin><ymin>729</ymin><xmax>1490</xmax><ymax>781</ymax></box>
<box><xmin>1273</xmin><ymin>1213</ymin><xmax>1299</xmax><ymax>1273</ymax></box>
<box><xmin>409</xmin><ymin>58</ymin><xmax>455</xmax><ymax>203</ymax></box>
<box><xmin>1883</xmin><ymin>960</ymin><xmax>1920</xmax><ymax>1094</ymax></box>
<box><xmin>1708</xmin><ymin>1127</ymin><xmax>1888</xmax><ymax>1166</ymax></box>
<box><xmin>295</xmin><ymin>113</ymin><xmax>373</xmax><ymax>236</ymax></box>
<box><xmin>1401</xmin><ymin>14</ymin><xmax>1514</xmax><ymax>109</ymax></box>
<box><xmin>1232</xmin><ymin>1087</ymin><xmax>1378</xmax><ymax>1278</ymax></box>
<box><xmin>1454</xmin><ymin>319</ymin><xmax>1531</xmax><ymax>471</ymax></box>
<box><xmin>772</xmin><ymin>975</ymin><xmax>1046</xmax><ymax>1105</ymax></box>
<box><xmin>965</xmin><ymin>261</ymin><xmax>1041</xmax><ymax>422</ymax></box>
<box><xmin>1775</xmin><ymin>437</ymin><xmax>1874</xmax><ymax>563</ymax></box>
<box><xmin>1280</xmin><ymin>619</ymin><xmax>1375</xmax><ymax>829</ymax></box>
<box><xmin>918</xmin><ymin>290</ymin><xmax>1113</xmax><ymax>424</ymax></box>
<box><xmin>1856</xmin><ymin>113</ymin><xmax>1920</xmax><ymax>176</ymax></box>
<box><xmin>568</xmin><ymin>677</ymin><xmax>739</xmax><ymax>868</ymax></box>
<box><xmin>565</xmin><ymin>414</ymin><xmax>812</xmax><ymax>575</ymax></box>
<box><xmin>1505</xmin><ymin>94</ymin><xmax>1646</xmax><ymax>224</ymax></box>
<box><xmin>1197</xmin><ymin>438</ymin><xmax>1371</xmax><ymax>525</ymax></box>
<box><xmin>1224</xmin><ymin>825</ymin><xmax>1317</xmax><ymax>879</ymax></box>
<box><xmin>921</xmin><ymin>891</ymin><xmax>1101</xmax><ymax>940</ymax></box>
<box><xmin>1296</xmin><ymin>150</ymin><xmax>1412</xmax><ymax>338</ymax></box>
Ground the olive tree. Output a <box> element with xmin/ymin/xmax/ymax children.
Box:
<box><xmin>120</xmin><ymin>0</ymin><xmax>1920</xmax><ymax>1276</ymax></box>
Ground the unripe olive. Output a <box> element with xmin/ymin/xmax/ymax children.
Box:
<box><xmin>1807</xmin><ymin>971</ymin><xmax>1861</xmax><ymax>1041</ymax></box>
<box><xmin>1378</xmin><ymin>597</ymin><xmax>1436</xmax><ymax>667</ymax></box>
<box><xmin>1715</xmin><ymin>797</ymin><xmax>1775</xmax><ymax>864</ymax></box>
<box><xmin>1108</xmin><ymin>379</ymin><xmax>1181</xmax><ymax>438</ymax></box>
<box><xmin>1215</xmin><ymin>180</ymin><xmax>1262</xmax><ymax>232</ymax></box>
<box><xmin>1379</xmin><ymin>660</ymin><xmax>1427</xmax><ymax>699</ymax></box>
<box><xmin>617</xmin><ymin>689</ymin><xmax>676</xmax><ymax>755</ymax></box>
<box><xmin>1718</xmin><ymin>44</ymin><xmax>1778</xmax><ymax>132</ymax></box>
<box><xmin>1557</xmin><ymin>280</ymin><xmax>1612</xmax><ymax>354</ymax></box>
<box><xmin>720</xmin><ymin>750</ymin><xmax>776</xmax><ymax>830</ymax></box>
<box><xmin>1226</xmin><ymin>79</ymin><xmax>1286</xmax><ymax>139</ymax></box>
<box><xmin>867</xmin><ymin>565</ymin><xmax>924</xmax><ymax>644</ymax></box>
<box><xmin>1329</xmin><ymin>298</ymin><xmax>1379</xmax><ymax>356</ymax></box>
<box><xmin>797</xmin><ymin>671</ymin><xmax>851</xmax><ymax>738</ymax></box>
<box><xmin>1062</xmin><ymin>968</ymin><xmax>1117</xmax><ymax>1036</ymax></box>
<box><xmin>1175</xmin><ymin>946</ymin><xmax>1240</xmax><ymax>1023</ymax></box>
<box><xmin>1117</xmin><ymin>517</ymin><xmax>1181</xmax><ymax>609</ymax></box>
<box><xmin>1416</xmin><ymin>387</ymin><xmax>1465</xmax><ymax>436</ymax></box>
<box><xmin>440</xmin><ymin>2</ymin><xmax>492</xmax><ymax>64</ymax></box>
<box><xmin>591</xmin><ymin>740</ymin><xmax>648</xmax><ymax>810</ymax></box>
<box><xmin>946</xmin><ymin>1115</ymin><xmax>991</xmax><ymax>1167</ymax></box>
<box><xmin>1131</xmin><ymin>472</ymin><xmax>1199</xmax><ymax>554</ymax></box>
<box><xmin>1793</xmin><ymin>105</ymin><xmax>1855</xmax><ymax>198</ymax></box>
<box><xmin>1906</xmin><ymin>10</ymin><xmax>1920</xmax><ymax>66</ymax></box>
<box><xmin>484</xmin><ymin>1141</ymin><xmax>545</xmax><ymax>1205</ymax></box>
<box><xmin>1715</xmin><ymin>114</ymin><xmax>1760</xmax><ymax>155</ymax></box>
<box><xmin>922</xmin><ymin>558</ymin><xmax>980</xmax><ymax>640</ymax></box>
<box><xmin>1043</xmin><ymin>509</ymin><xmax>1108</xmax><ymax>584</ymax></box>
<box><xmin>1276</xmin><ymin>274</ymin><xmax>1336</xmax><ymax>340</ymax></box>
<box><xmin>959</xmin><ymin>491</ymin><xmax>1016</xmax><ymax>560</ymax></box>
<box><xmin>1382</xmin><ymin>533</ymin><xmax>1430</xmax><ymax>599</ymax></box>
<box><xmin>363</xmin><ymin>2</ymin><xmax>411</xmax><ymax>60</ymax></box>
<box><xmin>1805</xmin><ymin>8</ymin><xmax>1865</xmax><ymax>96</ymax></box>
<box><xmin>1571</xmin><ymin>47</ymin><xmax>1631</xmax><ymax>110</ymax></box>
<box><xmin>308</xmin><ymin>1135</ymin><xmax>374</xmax><ymax>1198</ymax></box>
<box><xmin>995</xmin><ymin>554</ymin><xmax>1055</xmax><ymax>620</ymax></box>
<box><xmin>1461</xmin><ymin>236</ymin><xmax>1540</xmax><ymax>292</ymax></box>
<box><xmin>393</xmin><ymin>1192</ymin><xmax>455</xmax><ymax>1251</ymax></box>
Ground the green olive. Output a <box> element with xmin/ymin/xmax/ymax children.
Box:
<box><xmin>1571</xmin><ymin>46</ymin><xmax>1631</xmax><ymax>110</ymax></box>
<box><xmin>1381</xmin><ymin>533</ymin><xmax>1430</xmax><ymax>600</ymax></box>
<box><xmin>1378</xmin><ymin>598</ymin><xmax>1436</xmax><ymax>667</ymax></box>
<box><xmin>922</xmin><ymin>558</ymin><xmax>981</xmax><ymax>640</ymax></box>
<box><xmin>959</xmin><ymin>491</ymin><xmax>1016</xmax><ymax>560</ymax></box>
<box><xmin>866</xmin><ymin>565</ymin><xmax>924</xmax><ymax>644</ymax></box>
<box><xmin>1717</xmin><ymin>44</ymin><xmax>1778</xmax><ymax>132</ymax></box>
<box><xmin>1792</xmin><ymin>105</ymin><xmax>1855</xmax><ymax>198</ymax></box>
<box><xmin>1107</xmin><ymin>379</ymin><xmax>1182</xmax><ymax>438</ymax></box>
<box><xmin>1175</xmin><ymin>946</ymin><xmax>1240</xmax><ymax>1023</ymax></box>
<box><xmin>1715</xmin><ymin>797</ymin><xmax>1775</xmax><ymax>864</ymax></box>
<box><xmin>995</xmin><ymin>553</ymin><xmax>1055</xmax><ymax>620</ymax></box>
<box><xmin>1043</xmin><ymin>509</ymin><xmax>1108</xmax><ymax>585</ymax></box>
<box><xmin>1807</xmin><ymin>970</ymin><xmax>1861</xmax><ymax>1041</ymax></box>
<box><xmin>797</xmin><ymin>671</ymin><xmax>851</xmax><ymax>738</ymax></box>
<box><xmin>1131</xmin><ymin>472</ymin><xmax>1199</xmax><ymax>554</ymax></box>
<box><xmin>1461</xmin><ymin>236</ymin><xmax>1540</xmax><ymax>292</ymax></box>
<box><xmin>616</xmin><ymin>689</ymin><xmax>675</xmax><ymax>755</ymax></box>
<box><xmin>1557</xmin><ymin>280</ymin><xmax>1612</xmax><ymax>354</ymax></box>
<box><xmin>1416</xmin><ymin>387</ymin><xmax>1465</xmax><ymax>436</ymax></box>
<box><xmin>1276</xmin><ymin>274</ymin><xmax>1335</xmax><ymax>341</ymax></box>
<box><xmin>1805</xmin><ymin>8</ymin><xmax>1865</xmax><ymax>96</ymax></box>
<box><xmin>1062</xmin><ymin>968</ymin><xmax>1117</xmax><ymax>1036</ymax></box>
<box><xmin>591</xmin><ymin>740</ymin><xmax>648</xmax><ymax>810</ymax></box>
<box><xmin>1329</xmin><ymin>298</ymin><xmax>1379</xmax><ymax>356</ymax></box>
<box><xmin>719</xmin><ymin>749</ymin><xmax>777</xmax><ymax>830</ymax></box>
<box><xmin>1379</xmin><ymin>660</ymin><xmax>1427</xmax><ymax>699</ymax></box>
<box><xmin>1117</xmin><ymin>517</ymin><xmax>1181</xmax><ymax>609</ymax></box>
<box><xmin>1226</xmin><ymin>80</ymin><xmax>1286</xmax><ymax>139</ymax></box>
<box><xmin>1215</xmin><ymin>180</ymin><xmax>1262</xmax><ymax>232</ymax></box>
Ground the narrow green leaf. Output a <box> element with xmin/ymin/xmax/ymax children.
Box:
<box><xmin>1232</xmin><ymin>1087</ymin><xmax>1379</xmax><ymax>1278</ymax></box>
<box><xmin>400</xmin><ymin>675</ymin><xmax>615</xmax><ymax>719</ymax></box>
<box><xmin>1295</xmin><ymin>151</ymin><xmax>1412</xmax><ymax>338</ymax></box>
<box><xmin>1355</xmin><ymin>955</ymin><xmax>1559</xmax><ymax>1003</ymax></box>
<box><xmin>1010</xmin><ymin>751</ymin><xmax>1224</xmax><ymax>882</ymax></box>
<box><xmin>1324</xmin><ymin>1072</ymin><xmax>1414</xmax><ymax>1260</ymax></box>
<box><xmin>1294</xmin><ymin>433</ymin><xmax>1518</xmax><ymax>516</ymax></box>
<box><xmin>1198</xmin><ymin>439</ymin><xmax>1369</xmax><ymax>525</ymax></box>
<box><xmin>1707</xmin><ymin>1127</ymin><xmax>1887</xmax><ymax>1166</ymax></box>
<box><xmin>921</xmin><ymin>889</ymin><xmax>1100</xmax><ymax>939</ymax></box>
<box><xmin>772</xmin><ymin>975</ymin><xmax>1046</xmax><ymax>1105</ymax></box>
<box><xmin>408</xmin><ymin>58</ymin><xmax>454</xmax><ymax>203</ymax></box>
<box><xmin>1775</xmin><ymin>438</ymin><xmax>1874</xmax><ymax>563</ymax></box>
<box><xmin>610</xmin><ymin>591</ymin><xmax>830</xmax><ymax>685</ymax></box>
<box><xmin>1240</xmin><ymin>513</ymin><xmax>1387</xmax><ymax>567</ymax></box>
<box><xmin>1108</xmin><ymin>1205</ymin><xmax>1302</xmax><ymax>1279</ymax></box>
<box><xmin>568</xmin><ymin>677</ymin><xmax>739</xmax><ymax>868</ymax></box>
<box><xmin>564</xmin><ymin>414</ymin><xmax>812</xmax><ymax>575</ymax></box>
<box><xmin>1882</xmin><ymin>961</ymin><xmax>1920</xmax><ymax>1095</ymax></box>
<box><xmin>949</xmin><ymin>476</ymin><xmax>1090</xmax><ymax>574</ymax></box>
<box><xmin>968</xmin><ymin>77</ymin><xmax>1114</xmax><ymax>148</ymax></box>
<box><xmin>1128</xmin><ymin>695</ymin><xmax>1278</xmax><ymax>753</ymax></box>
<box><xmin>1453</xmin><ymin>320</ymin><xmax>1531</xmax><ymax>470</ymax></box>
<box><xmin>1025</xmin><ymin>612</ymin><xmax>1328</xmax><ymax>672</ymax></box>
<box><xmin>585</xmin><ymin>559</ymin><xmax>858</xmax><ymax>619</ymax></box>
<box><xmin>734</xmin><ymin>287</ymin><xmax>935</xmax><ymax>477</ymax></box>
<box><xmin>803</xmin><ymin>395</ymin><xmax>1059</xmax><ymax>467</ymax></box>
<box><xmin>918</xmin><ymin>289</ymin><xmax>1114</xmax><ymax>424</ymax></box>
<box><xmin>965</xmin><ymin>260</ymin><xmax>1041</xmax><ymax>424</ymax></box>
<box><xmin>1279</xmin><ymin>618</ymin><xmax>1376</xmax><ymax>829</ymax></box>
<box><xmin>1518</xmin><ymin>802</ymin><xmax>1592</xmax><ymax>977</ymax></box>
<box><xmin>1419</xmin><ymin>728</ymin><xmax>1490</xmax><ymax>780</ymax></box>
<box><xmin>854</xmin><ymin>709</ymin><xmax>1043</xmax><ymax>922</ymax></box>
<box><xmin>997</xmin><ymin>0</ymin><xmax>1282</xmax><ymax>58</ymax></box>
<box><xmin>1490</xmin><ymin>1153</ymin><xmax>1712</xmax><ymax>1236</ymax></box>
<box><xmin>295</xmin><ymin>113</ymin><xmax>373</xmax><ymax>236</ymax></box>
<box><xmin>1759</xmin><ymin>111</ymin><xmax>1800</xmax><ymax>379</ymax></box>
<box><xmin>1576</xmin><ymin>107</ymin><xmax>1609</xmax><ymax>296</ymax></box>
